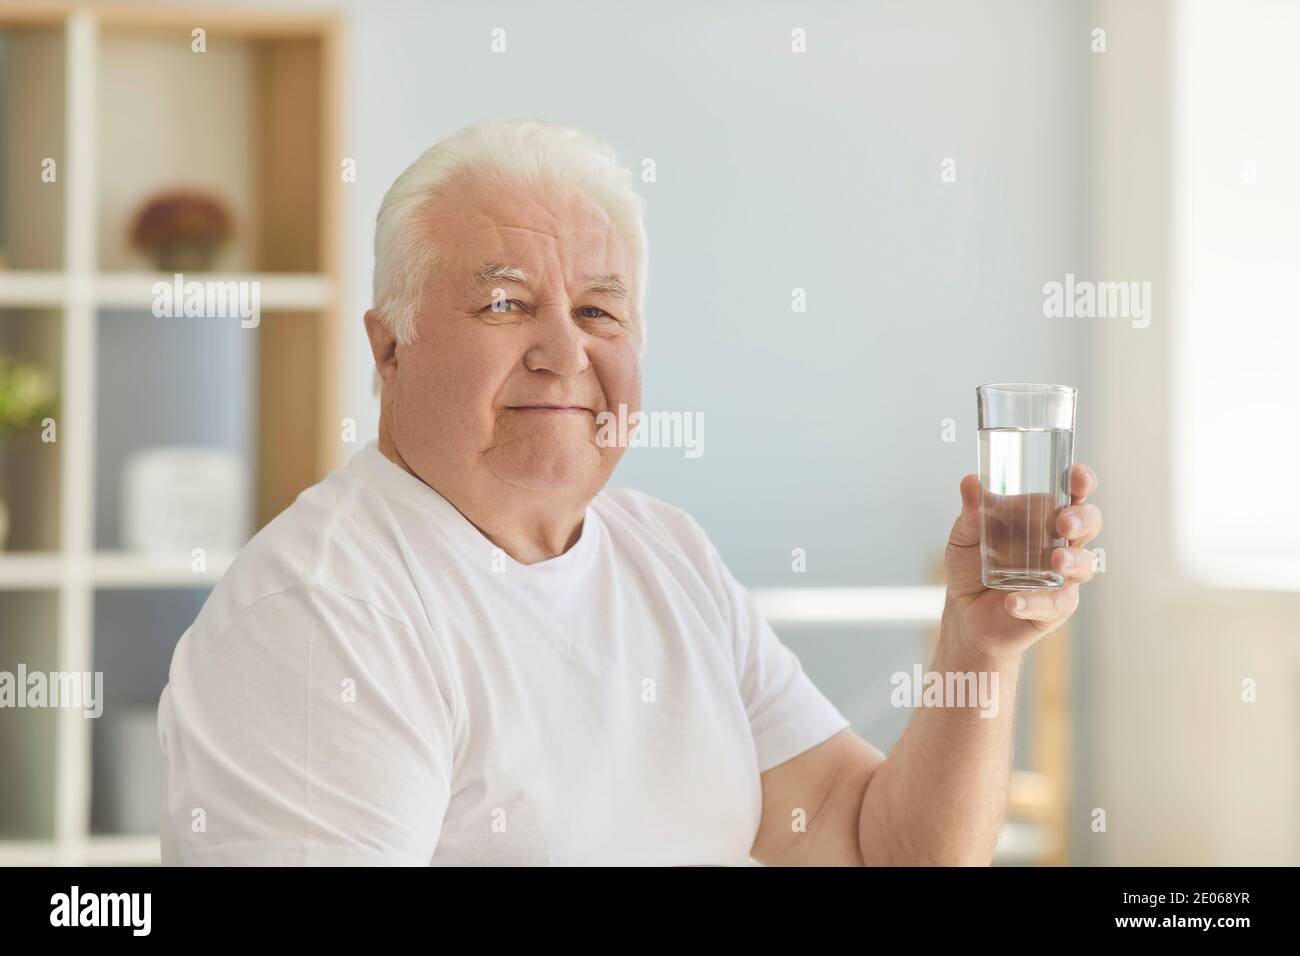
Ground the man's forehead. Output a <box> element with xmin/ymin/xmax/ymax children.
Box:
<box><xmin>454</xmin><ymin>222</ymin><xmax>628</xmax><ymax>282</ymax></box>
<box><xmin>440</xmin><ymin>170</ymin><xmax>614</xmax><ymax>231</ymax></box>
<box><xmin>455</xmin><ymin>210</ymin><xmax>622</xmax><ymax>255</ymax></box>
<box><xmin>427</xmin><ymin>175</ymin><xmax>631</xmax><ymax>291</ymax></box>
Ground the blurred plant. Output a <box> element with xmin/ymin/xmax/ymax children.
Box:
<box><xmin>0</xmin><ymin>355</ymin><xmax>57</xmax><ymax>435</ymax></box>
<box><xmin>130</xmin><ymin>190</ymin><xmax>233</xmax><ymax>271</ymax></box>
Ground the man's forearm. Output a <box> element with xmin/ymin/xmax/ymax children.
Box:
<box><xmin>856</xmin><ymin>595</ymin><xmax>1023</xmax><ymax>865</ymax></box>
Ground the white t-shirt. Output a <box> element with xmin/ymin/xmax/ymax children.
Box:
<box><xmin>157</xmin><ymin>440</ymin><xmax>849</xmax><ymax>865</ymax></box>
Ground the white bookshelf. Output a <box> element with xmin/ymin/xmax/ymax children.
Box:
<box><xmin>0</xmin><ymin>4</ymin><xmax>342</xmax><ymax>867</ymax></box>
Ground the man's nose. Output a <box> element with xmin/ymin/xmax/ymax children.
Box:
<box><xmin>523</xmin><ymin>306</ymin><xmax>589</xmax><ymax>376</ymax></box>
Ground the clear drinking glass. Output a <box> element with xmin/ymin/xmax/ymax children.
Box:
<box><xmin>976</xmin><ymin>383</ymin><xmax>1077</xmax><ymax>590</ymax></box>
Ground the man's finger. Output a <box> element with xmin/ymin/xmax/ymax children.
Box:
<box><xmin>1052</xmin><ymin>547</ymin><xmax>1096</xmax><ymax>584</ymax></box>
<box><xmin>1004</xmin><ymin>586</ymin><xmax>1077</xmax><ymax>622</ymax></box>
<box><xmin>1056</xmin><ymin>502</ymin><xmax>1102</xmax><ymax>546</ymax></box>
<box><xmin>1070</xmin><ymin>463</ymin><xmax>1098</xmax><ymax>504</ymax></box>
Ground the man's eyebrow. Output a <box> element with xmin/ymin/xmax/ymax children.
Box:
<box><xmin>473</xmin><ymin>262</ymin><xmax>534</xmax><ymax>286</ymax></box>
<box><xmin>581</xmin><ymin>273</ymin><xmax>628</xmax><ymax>299</ymax></box>
<box><xmin>472</xmin><ymin>264</ymin><xmax>628</xmax><ymax>300</ymax></box>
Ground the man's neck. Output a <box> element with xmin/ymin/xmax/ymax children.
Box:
<box><xmin>376</xmin><ymin>420</ymin><xmax>587</xmax><ymax>566</ymax></box>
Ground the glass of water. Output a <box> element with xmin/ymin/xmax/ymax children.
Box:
<box><xmin>976</xmin><ymin>383</ymin><xmax>1077</xmax><ymax>590</ymax></box>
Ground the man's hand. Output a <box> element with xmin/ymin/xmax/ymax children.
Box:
<box><xmin>944</xmin><ymin>464</ymin><xmax>1102</xmax><ymax>663</ymax></box>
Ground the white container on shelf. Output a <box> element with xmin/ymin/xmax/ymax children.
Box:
<box><xmin>121</xmin><ymin>446</ymin><xmax>248</xmax><ymax>555</ymax></box>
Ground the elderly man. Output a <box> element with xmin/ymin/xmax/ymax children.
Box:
<box><xmin>158</xmin><ymin>120</ymin><xmax>1103</xmax><ymax>866</ymax></box>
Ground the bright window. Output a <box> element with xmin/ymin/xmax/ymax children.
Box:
<box><xmin>1172</xmin><ymin>0</ymin><xmax>1300</xmax><ymax>589</ymax></box>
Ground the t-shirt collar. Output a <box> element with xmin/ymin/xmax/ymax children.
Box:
<box><xmin>346</xmin><ymin>440</ymin><xmax>601</xmax><ymax>579</ymax></box>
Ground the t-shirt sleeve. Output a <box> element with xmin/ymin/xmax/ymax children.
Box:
<box><xmin>726</xmin><ymin>574</ymin><xmax>852</xmax><ymax>772</ymax></box>
<box><xmin>672</xmin><ymin>510</ymin><xmax>851</xmax><ymax>774</ymax></box>
<box><xmin>157</xmin><ymin>581</ymin><xmax>454</xmax><ymax>866</ymax></box>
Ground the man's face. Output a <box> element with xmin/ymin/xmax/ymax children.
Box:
<box><xmin>380</xmin><ymin>171</ymin><xmax>641</xmax><ymax>504</ymax></box>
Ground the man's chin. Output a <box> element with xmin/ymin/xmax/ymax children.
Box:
<box><xmin>484</xmin><ymin>449</ymin><xmax>605</xmax><ymax>495</ymax></box>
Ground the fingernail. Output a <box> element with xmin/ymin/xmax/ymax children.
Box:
<box><xmin>1061</xmin><ymin>550</ymin><xmax>1075</xmax><ymax>570</ymax></box>
<box><xmin>1065</xmin><ymin>516</ymin><xmax>1081</xmax><ymax>536</ymax></box>
<box><xmin>1013</xmin><ymin>596</ymin><xmax>1026</xmax><ymax>612</ymax></box>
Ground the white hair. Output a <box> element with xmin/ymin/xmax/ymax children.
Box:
<box><xmin>371</xmin><ymin>120</ymin><xmax>649</xmax><ymax>369</ymax></box>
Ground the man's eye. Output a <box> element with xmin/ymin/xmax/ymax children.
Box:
<box><xmin>577</xmin><ymin>306</ymin><xmax>613</xmax><ymax>319</ymax></box>
<box><xmin>485</xmin><ymin>299</ymin><xmax>522</xmax><ymax>313</ymax></box>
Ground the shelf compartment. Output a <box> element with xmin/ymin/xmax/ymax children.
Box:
<box><xmin>91</xmin><ymin>586</ymin><xmax>207</xmax><ymax>836</ymax></box>
<box><xmin>96</xmin><ymin>25</ymin><xmax>328</xmax><ymax>275</ymax></box>
<box><xmin>94</xmin><ymin>307</ymin><xmax>255</xmax><ymax>552</ymax></box>
<box><xmin>0</xmin><ymin>22</ymin><xmax>66</xmax><ymax>271</ymax></box>
<box><xmin>0</xmin><ymin>306</ymin><xmax>62</xmax><ymax>552</ymax></box>
<box><xmin>0</xmin><ymin>589</ymin><xmax>59</xmax><ymax>840</ymax></box>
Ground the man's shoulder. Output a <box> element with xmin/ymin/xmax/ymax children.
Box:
<box><xmin>595</xmin><ymin>486</ymin><xmax>719</xmax><ymax>563</ymax></box>
<box><xmin>195</xmin><ymin>463</ymin><xmax>416</xmax><ymax>636</ymax></box>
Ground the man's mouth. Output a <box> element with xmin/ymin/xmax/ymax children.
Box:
<box><xmin>506</xmin><ymin>404</ymin><xmax>594</xmax><ymax>415</ymax></box>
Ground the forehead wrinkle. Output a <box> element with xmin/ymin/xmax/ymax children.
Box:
<box><xmin>467</xmin><ymin>233</ymin><xmax>622</xmax><ymax>273</ymax></box>
<box><xmin>470</xmin><ymin>223</ymin><xmax>612</xmax><ymax>240</ymax></box>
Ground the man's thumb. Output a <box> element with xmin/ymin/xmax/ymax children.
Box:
<box><xmin>948</xmin><ymin>474</ymin><xmax>982</xmax><ymax>547</ymax></box>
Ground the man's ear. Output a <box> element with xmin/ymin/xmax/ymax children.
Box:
<box><xmin>364</xmin><ymin>308</ymin><xmax>398</xmax><ymax>396</ymax></box>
